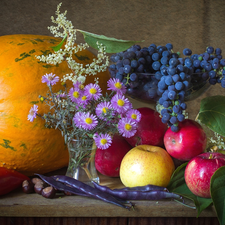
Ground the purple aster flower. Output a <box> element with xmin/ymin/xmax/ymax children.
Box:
<box><xmin>42</xmin><ymin>73</ymin><xmax>59</xmax><ymax>86</ymax></box>
<box><xmin>78</xmin><ymin>93</ymin><xmax>90</xmax><ymax>107</ymax></box>
<box><xmin>84</xmin><ymin>83</ymin><xmax>102</xmax><ymax>100</ymax></box>
<box><xmin>80</xmin><ymin>112</ymin><xmax>98</xmax><ymax>130</ymax></box>
<box><xmin>111</xmin><ymin>94</ymin><xmax>132</xmax><ymax>114</ymax></box>
<box><xmin>73</xmin><ymin>112</ymin><xmax>84</xmax><ymax>128</ymax></box>
<box><xmin>68</xmin><ymin>87</ymin><xmax>82</xmax><ymax>103</ymax></box>
<box><xmin>95</xmin><ymin>101</ymin><xmax>114</xmax><ymax>120</ymax></box>
<box><xmin>118</xmin><ymin>117</ymin><xmax>137</xmax><ymax>138</ymax></box>
<box><xmin>93</xmin><ymin>133</ymin><xmax>112</xmax><ymax>150</ymax></box>
<box><xmin>73</xmin><ymin>81</ymin><xmax>85</xmax><ymax>90</ymax></box>
<box><xmin>28</xmin><ymin>105</ymin><xmax>38</xmax><ymax>122</ymax></box>
<box><xmin>126</xmin><ymin>109</ymin><xmax>142</xmax><ymax>122</ymax></box>
<box><xmin>107</xmin><ymin>78</ymin><xmax>126</xmax><ymax>95</ymax></box>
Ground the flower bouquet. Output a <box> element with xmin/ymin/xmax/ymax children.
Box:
<box><xmin>28</xmin><ymin>74</ymin><xmax>141</xmax><ymax>183</ymax></box>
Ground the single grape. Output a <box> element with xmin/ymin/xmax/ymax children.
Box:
<box><xmin>123</xmin><ymin>51</ymin><xmax>136</xmax><ymax>59</ymax></box>
<box><xmin>152</xmin><ymin>61</ymin><xmax>161</xmax><ymax>70</ymax></box>
<box><xmin>166</xmin><ymin>43</ymin><xmax>173</xmax><ymax>51</ymax></box>
<box><xmin>161</xmin><ymin>56</ymin><xmax>169</xmax><ymax>65</ymax></box>
<box><xmin>159</xmin><ymin>97</ymin><xmax>165</xmax><ymax>105</ymax></box>
<box><xmin>123</xmin><ymin>58</ymin><xmax>131</xmax><ymax>66</ymax></box>
<box><xmin>152</xmin><ymin>52</ymin><xmax>160</xmax><ymax>61</ymax></box>
<box><xmin>193</xmin><ymin>59</ymin><xmax>201</xmax><ymax>68</ymax></box>
<box><xmin>130</xmin><ymin>73</ymin><xmax>137</xmax><ymax>81</ymax></box>
<box><xmin>167</xmin><ymin>66</ymin><xmax>177</xmax><ymax>75</ymax></box>
<box><xmin>162</xmin><ymin>113</ymin><xmax>171</xmax><ymax>122</ymax></box>
<box><xmin>172</xmin><ymin>74</ymin><xmax>180</xmax><ymax>83</ymax></box>
<box><xmin>215</xmin><ymin>48</ymin><xmax>222</xmax><ymax>55</ymax></box>
<box><xmin>184</xmin><ymin>58</ymin><xmax>192</xmax><ymax>67</ymax></box>
<box><xmin>138</xmin><ymin>57</ymin><xmax>146</xmax><ymax>64</ymax></box>
<box><xmin>171</xmin><ymin>125</ymin><xmax>179</xmax><ymax>132</ymax></box>
<box><xmin>180</xmin><ymin>102</ymin><xmax>187</xmax><ymax>110</ymax></box>
<box><xmin>162</xmin><ymin>50</ymin><xmax>170</xmax><ymax>57</ymax></box>
<box><xmin>179</xmin><ymin>72</ymin><xmax>186</xmax><ymax>80</ymax></box>
<box><xmin>162</xmin><ymin>90</ymin><xmax>169</xmax><ymax>100</ymax></box>
<box><xmin>118</xmin><ymin>67</ymin><xmax>124</xmax><ymax>75</ymax></box>
<box><xmin>158</xmin><ymin>79</ymin><xmax>167</xmax><ymax>90</ymax></box>
<box><xmin>158</xmin><ymin>46</ymin><xmax>167</xmax><ymax>54</ymax></box>
<box><xmin>116</xmin><ymin>61</ymin><xmax>123</xmax><ymax>70</ymax></box>
<box><xmin>124</xmin><ymin>65</ymin><xmax>132</xmax><ymax>74</ymax></box>
<box><xmin>115</xmin><ymin>72</ymin><xmax>124</xmax><ymax>81</ymax></box>
<box><xmin>205</xmin><ymin>63</ymin><xmax>212</xmax><ymax>71</ymax></box>
<box><xmin>183</xmin><ymin>80</ymin><xmax>189</xmax><ymax>89</ymax></box>
<box><xmin>168</xmin><ymin>90</ymin><xmax>177</xmax><ymax>100</ymax></box>
<box><xmin>131</xmin><ymin>60</ymin><xmax>138</xmax><ymax>68</ymax></box>
<box><xmin>163</xmin><ymin>100</ymin><xmax>171</xmax><ymax>108</ymax></box>
<box><xmin>178</xmin><ymin>90</ymin><xmax>185</xmax><ymax>101</ymax></box>
<box><xmin>170</xmin><ymin>116</ymin><xmax>178</xmax><ymax>124</ymax></box>
<box><xmin>155</xmin><ymin>71</ymin><xmax>162</xmax><ymax>80</ymax></box>
<box><xmin>177</xmin><ymin>64</ymin><xmax>184</xmax><ymax>72</ymax></box>
<box><xmin>136</xmin><ymin>64</ymin><xmax>144</xmax><ymax>73</ymax></box>
<box><xmin>168</xmin><ymin>84</ymin><xmax>175</xmax><ymax>91</ymax></box>
<box><xmin>169</xmin><ymin>58</ymin><xmax>178</xmax><ymax>67</ymax></box>
<box><xmin>209</xmin><ymin>78</ymin><xmax>217</xmax><ymax>85</ymax></box>
<box><xmin>203</xmin><ymin>52</ymin><xmax>210</xmax><ymax>61</ymax></box>
<box><xmin>206</xmin><ymin>46</ymin><xmax>214</xmax><ymax>54</ymax></box>
<box><xmin>177</xmin><ymin>113</ymin><xmax>185</xmax><ymax>122</ymax></box>
<box><xmin>212</xmin><ymin>61</ymin><xmax>220</xmax><ymax>70</ymax></box>
<box><xmin>175</xmin><ymin>81</ymin><xmax>184</xmax><ymax>91</ymax></box>
<box><xmin>173</xmin><ymin>104</ymin><xmax>181</xmax><ymax>113</ymax></box>
<box><xmin>183</xmin><ymin>48</ymin><xmax>192</xmax><ymax>56</ymax></box>
<box><xmin>209</xmin><ymin>70</ymin><xmax>216</xmax><ymax>78</ymax></box>
<box><xmin>165</xmin><ymin>75</ymin><xmax>173</xmax><ymax>85</ymax></box>
<box><xmin>160</xmin><ymin>66</ymin><xmax>168</xmax><ymax>75</ymax></box>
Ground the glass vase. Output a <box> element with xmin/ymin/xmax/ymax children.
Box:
<box><xmin>65</xmin><ymin>138</ymin><xmax>100</xmax><ymax>185</ymax></box>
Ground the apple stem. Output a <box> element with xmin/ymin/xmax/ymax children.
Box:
<box><xmin>209</xmin><ymin>153</ymin><xmax>213</xmax><ymax>159</ymax></box>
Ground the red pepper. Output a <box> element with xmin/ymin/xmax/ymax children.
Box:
<box><xmin>0</xmin><ymin>167</ymin><xmax>30</xmax><ymax>196</ymax></box>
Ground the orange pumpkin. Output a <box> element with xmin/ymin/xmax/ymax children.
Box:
<box><xmin>0</xmin><ymin>34</ymin><xmax>110</xmax><ymax>176</ymax></box>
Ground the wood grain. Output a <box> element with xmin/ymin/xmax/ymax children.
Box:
<box><xmin>0</xmin><ymin>173</ymin><xmax>217</xmax><ymax>218</ymax></box>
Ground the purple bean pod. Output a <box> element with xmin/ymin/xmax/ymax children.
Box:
<box><xmin>92</xmin><ymin>182</ymin><xmax>182</xmax><ymax>201</ymax></box>
<box><xmin>51</xmin><ymin>175</ymin><xmax>133</xmax><ymax>210</ymax></box>
<box><xmin>93</xmin><ymin>181</ymin><xmax>168</xmax><ymax>193</ymax></box>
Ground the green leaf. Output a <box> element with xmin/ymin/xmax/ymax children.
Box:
<box><xmin>167</xmin><ymin>163</ymin><xmax>213</xmax><ymax>216</ymax></box>
<box><xmin>198</xmin><ymin>95</ymin><xmax>225</xmax><ymax>137</ymax></box>
<box><xmin>78</xmin><ymin>30</ymin><xmax>144</xmax><ymax>53</ymax></box>
<box><xmin>210</xmin><ymin>166</ymin><xmax>225</xmax><ymax>225</ymax></box>
<box><xmin>51</xmin><ymin>33</ymin><xmax>67</xmax><ymax>52</ymax></box>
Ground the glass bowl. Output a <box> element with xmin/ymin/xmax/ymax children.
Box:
<box><xmin>125</xmin><ymin>74</ymin><xmax>211</xmax><ymax>104</ymax></box>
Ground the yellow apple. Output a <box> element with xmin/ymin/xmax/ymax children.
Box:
<box><xmin>119</xmin><ymin>145</ymin><xmax>175</xmax><ymax>187</ymax></box>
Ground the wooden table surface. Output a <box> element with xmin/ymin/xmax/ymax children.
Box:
<box><xmin>0</xmin><ymin>168</ymin><xmax>220</xmax><ymax>225</ymax></box>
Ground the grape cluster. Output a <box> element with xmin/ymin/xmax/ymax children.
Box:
<box><xmin>109</xmin><ymin>44</ymin><xmax>225</xmax><ymax>132</ymax></box>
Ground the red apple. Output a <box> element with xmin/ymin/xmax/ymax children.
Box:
<box><xmin>164</xmin><ymin>119</ymin><xmax>207</xmax><ymax>161</ymax></box>
<box><xmin>125</xmin><ymin>107</ymin><xmax>168</xmax><ymax>147</ymax></box>
<box><xmin>95</xmin><ymin>134</ymin><xmax>132</xmax><ymax>177</ymax></box>
<box><xmin>185</xmin><ymin>152</ymin><xmax>225</xmax><ymax>198</ymax></box>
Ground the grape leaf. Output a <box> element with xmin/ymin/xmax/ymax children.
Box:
<box><xmin>167</xmin><ymin>163</ymin><xmax>213</xmax><ymax>216</ymax></box>
<box><xmin>198</xmin><ymin>95</ymin><xmax>225</xmax><ymax>137</ymax></box>
<box><xmin>210</xmin><ymin>166</ymin><xmax>225</xmax><ymax>225</ymax></box>
<box><xmin>51</xmin><ymin>33</ymin><xmax>67</xmax><ymax>52</ymax></box>
<box><xmin>78</xmin><ymin>30</ymin><xmax>144</xmax><ymax>53</ymax></box>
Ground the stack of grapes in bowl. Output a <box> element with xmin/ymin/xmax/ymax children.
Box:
<box><xmin>109</xmin><ymin>43</ymin><xmax>225</xmax><ymax>132</ymax></box>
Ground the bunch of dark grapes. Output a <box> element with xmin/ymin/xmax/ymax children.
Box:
<box><xmin>109</xmin><ymin>44</ymin><xmax>225</xmax><ymax>132</ymax></box>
